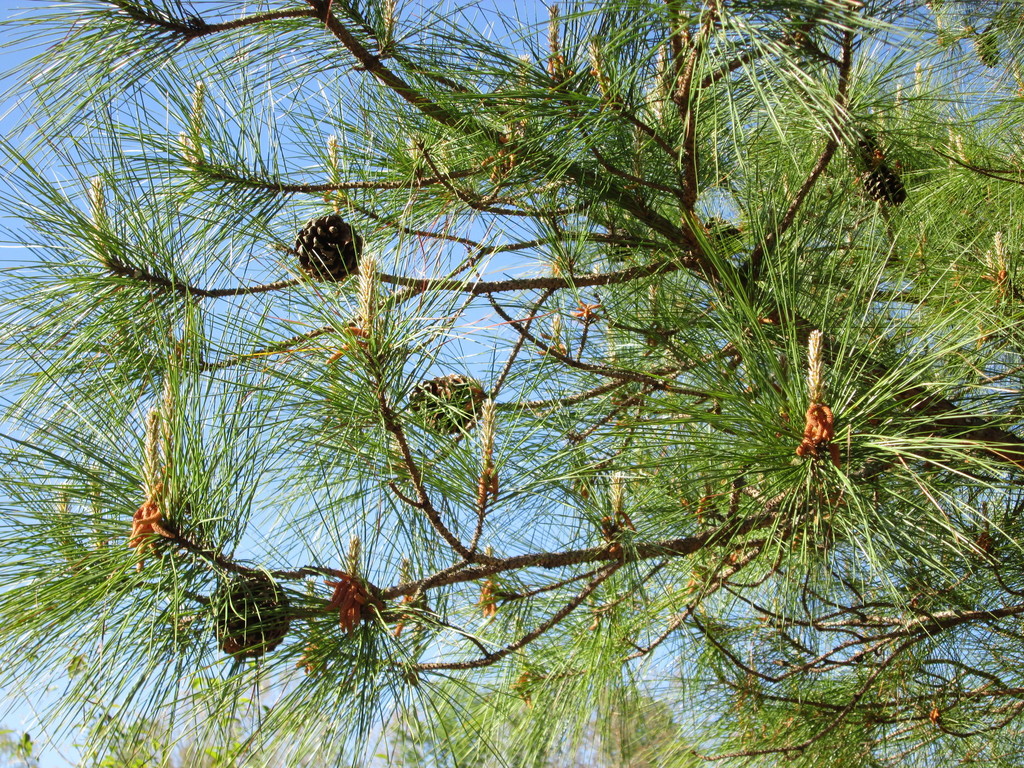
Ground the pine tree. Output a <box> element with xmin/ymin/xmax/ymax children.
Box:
<box><xmin>3</xmin><ymin>0</ymin><xmax>1024</xmax><ymax>765</ymax></box>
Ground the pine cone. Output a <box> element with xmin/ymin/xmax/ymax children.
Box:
<box><xmin>704</xmin><ymin>217</ymin><xmax>742</xmax><ymax>240</ymax></box>
<box><xmin>409</xmin><ymin>374</ymin><xmax>486</xmax><ymax>434</ymax></box>
<box><xmin>976</xmin><ymin>29</ymin><xmax>999</xmax><ymax>67</ymax></box>
<box><xmin>856</xmin><ymin>133</ymin><xmax>906</xmax><ymax>206</ymax></box>
<box><xmin>295</xmin><ymin>214</ymin><xmax>362</xmax><ymax>281</ymax></box>
<box><xmin>863</xmin><ymin>164</ymin><xmax>906</xmax><ymax>206</ymax></box>
<box><xmin>211</xmin><ymin>572</ymin><xmax>291</xmax><ymax>660</ymax></box>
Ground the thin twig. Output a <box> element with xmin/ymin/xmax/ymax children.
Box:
<box><xmin>697</xmin><ymin>639</ymin><xmax>916</xmax><ymax>761</ymax></box>
<box><xmin>515</xmin><ymin>379</ymin><xmax>630</xmax><ymax>411</ymax></box>
<box><xmin>414</xmin><ymin>562</ymin><xmax>620</xmax><ymax>671</ymax></box>
<box><xmin>934</xmin><ymin>148</ymin><xmax>1024</xmax><ymax>185</ymax></box>
<box><xmin>310</xmin><ymin>0</ymin><xmax>498</xmax><ymax>140</ymax></box>
<box><xmin>488</xmin><ymin>295</ymin><xmax>709</xmax><ymax>394</ymax></box>
<box><xmin>490</xmin><ymin>289</ymin><xmax>556</xmax><ymax>399</ymax></box>
<box><xmin>590</xmin><ymin>146</ymin><xmax>687</xmax><ymax>200</ymax></box>
<box><xmin>201</xmin><ymin>326</ymin><xmax>336</xmax><ymax>372</ymax></box>
<box><xmin>376</xmin><ymin>391</ymin><xmax>477</xmax><ymax>561</ymax></box>
<box><xmin>746</xmin><ymin>28</ymin><xmax>854</xmax><ymax>281</ymax></box>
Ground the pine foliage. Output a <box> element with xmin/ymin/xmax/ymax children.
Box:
<box><xmin>2</xmin><ymin>0</ymin><xmax>1024</xmax><ymax>765</ymax></box>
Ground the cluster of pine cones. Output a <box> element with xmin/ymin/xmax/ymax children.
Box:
<box><xmin>221</xmin><ymin>116</ymin><xmax>917</xmax><ymax>668</ymax></box>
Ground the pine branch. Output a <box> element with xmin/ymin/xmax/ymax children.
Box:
<box><xmin>104</xmin><ymin>255</ymin><xmax>300</xmax><ymax>298</ymax></box>
<box><xmin>697</xmin><ymin>639</ymin><xmax>917</xmax><ymax>761</ymax></box>
<box><xmin>309</xmin><ymin>0</ymin><xmax>499</xmax><ymax>140</ymax></box>
<box><xmin>310</xmin><ymin>0</ymin><xmax>705</xmax><ymax>251</ymax></box>
<box><xmin>380</xmin><ymin>257</ymin><xmax>681</xmax><ymax>295</ymax></box>
<box><xmin>197</xmin><ymin>162</ymin><xmax>492</xmax><ymax>193</ymax></box>
<box><xmin>9</xmin><ymin>1</ymin><xmax>1024</xmax><ymax>761</ymax></box>
<box><xmin>111</xmin><ymin>3</ymin><xmax>318</xmax><ymax>41</ymax></box>
<box><xmin>380</xmin><ymin>512</ymin><xmax>783</xmax><ymax>600</ymax></box>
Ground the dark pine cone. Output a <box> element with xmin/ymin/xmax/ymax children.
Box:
<box><xmin>856</xmin><ymin>133</ymin><xmax>906</xmax><ymax>206</ymax></box>
<box><xmin>863</xmin><ymin>164</ymin><xmax>907</xmax><ymax>206</ymax></box>
<box><xmin>409</xmin><ymin>374</ymin><xmax>486</xmax><ymax>434</ymax></box>
<box><xmin>976</xmin><ymin>29</ymin><xmax>999</xmax><ymax>68</ymax></box>
<box><xmin>704</xmin><ymin>217</ymin><xmax>742</xmax><ymax>240</ymax></box>
<box><xmin>296</xmin><ymin>214</ymin><xmax>362</xmax><ymax>281</ymax></box>
<box><xmin>211</xmin><ymin>572</ymin><xmax>291</xmax><ymax>660</ymax></box>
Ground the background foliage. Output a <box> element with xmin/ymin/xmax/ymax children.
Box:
<box><xmin>3</xmin><ymin>0</ymin><xmax>1024</xmax><ymax>764</ymax></box>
